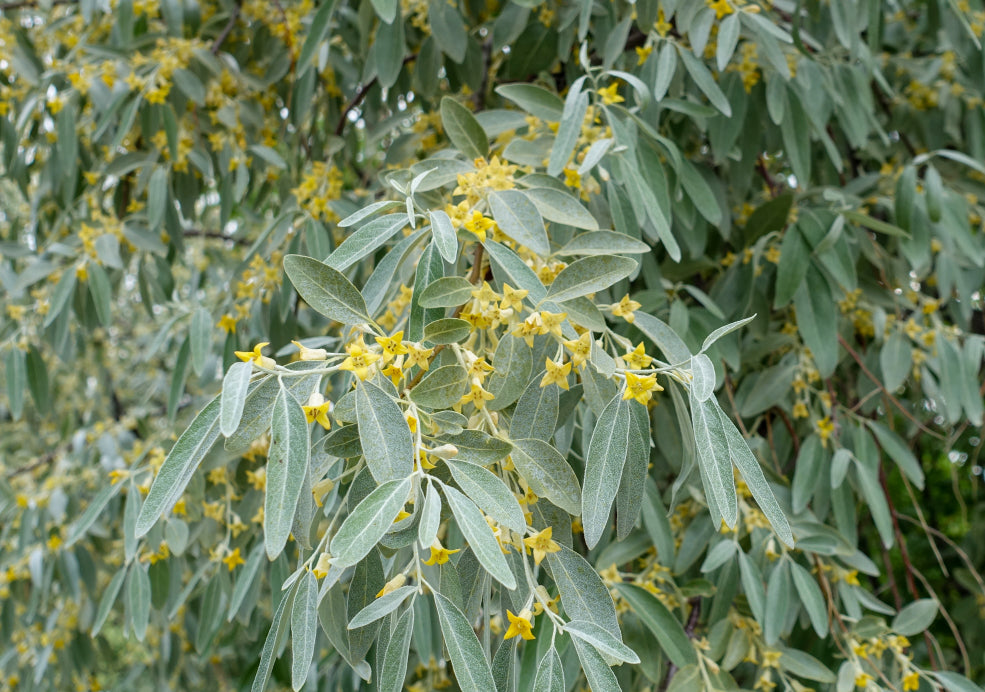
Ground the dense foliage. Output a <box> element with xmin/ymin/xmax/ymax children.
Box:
<box><xmin>2</xmin><ymin>0</ymin><xmax>985</xmax><ymax>690</ymax></box>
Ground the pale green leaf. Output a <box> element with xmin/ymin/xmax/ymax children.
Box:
<box><xmin>265</xmin><ymin>384</ymin><xmax>311</xmax><ymax>559</ymax></box>
<box><xmin>446</xmin><ymin>458</ymin><xmax>526</xmax><ymax>534</ymax></box>
<box><xmin>510</xmin><ymin>438</ymin><xmax>581</xmax><ymax>515</ymax></box>
<box><xmin>443</xmin><ymin>485</ymin><xmax>517</xmax><ymax>589</ymax></box>
<box><xmin>433</xmin><ymin>591</ymin><xmax>497</xmax><ymax>691</ymax></box>
<box><xmin>583</xmin><ymin>395</ymin><xmax>631</xmax><ymax>548</ymax></box>
<box><xmin>892</xmin><ymin>598</ymin><xmax>938</xmax><ymax>636</ymax></box>
<box><xmin>291</xmin><ymin>571</ymin><xmax>318</xmax><ymax>690</ymax></box>
<box><xmin>356</xmin><ymin>380</ymin><xmax>414</xmax><ymax>483</ymax></box>
<box><xmin>284</xmin><ymin>254</ymin><xmax>371</xmax><ymax>325</ymax></box>
<box><xmin>332</xmin><ymin>478</ymin><xmax>412</xmax><ymax>567</ymax></box>
<box><xmin>220</xmin><ymin>361</ymin><xmax>253</xmax><ymax>437</ymax></box>
<box><xmin>489</xmin><ymin>189</ymin><xmax>550</xmax><ymax>255</ymax></box>
<box><xmin>441</xmin><ymin>97</ymin><xmax>488</xmax><ymax>159</ymax></box>
<box><xmin>545</xmin><ymin>255</ymin><xmax>637</xmax><ymax>304</ymax></box>
<box><xmin>565</xmin><ymin>620</ymin><xmax>640</xmax><ymax>664</ymax></box>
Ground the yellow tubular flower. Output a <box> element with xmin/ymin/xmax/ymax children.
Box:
<box><xmin>234</xmin><ymin>342</ymin><xmax>276</xmax><ymax>369</ymax></box>
<box><xmin>376</xmin><ymin>574</ymin><xmax>408</xmax><ymax>598</ymax></box>
<box><xmin>500</xmin><ymin>284</ymin><xmax>528</xmax><ymax>311</ymax></box>
<box><xmin>611</xmin><ymin>295</ymin><xmax>641</xmax><ymax>323</ymax></box>
<box><xmin>504</xmin><ymin>609</ymin><xmax>535</xmax><ymax>640</ymax></box>
<box><xmin>375</xmin><ymin>330</ymin><xmax>408</xmax><ymax>362</ymax></box>
<box><xmin>464</xmin><ymin>211</ymin><xmax>495</xmax><ymax>242</ymax></box>
<box><xmin>623</xmin><ymin>371</ymin><xmax>662</xmax><ymax>405</ymax></box>
<box><xmin>523</xmin><ymin>526</ymin><xmax>561</xmax><ymax>565</ymax></box>
<box><xmin>459</xmin><ymin>383</ymin><xmax>495</xmax><ymax>409</ymax></box>
<box><xmin>470</xmin><ymin>282</ymin><xmax>501</xmax><ymax>306</ymax></box>
<box><xmin>404</xmin><ymin>342</ymin><xmax>434</xmax><ymax>370</ymax></box>
<box><xmin>597</xmin><ymin>83</ymin><xmax>624</xmax><ymax>105</ymax></box>
<box><xmin>902</xmin><ymin>671</ymin><xmax>920</xmax><ymax>691</ymax></box>
<box><xmin>538</xmin><ymin>311</ymin><xmax>567</xmax><ymax>338</ymax></box>
<box><xmin>422</xmin><ymin>540</ymin><xmax>461</xmax><ymax>566</ymax></box>
<box><xmin>313</xmin><ymin>553</ymin><xmax>333</xmax><ymax>579</ymax></box>
<box><xmin>338</xmin><ymin>338</ymin><xmax>381</xmax><ymax>380</ymax></box>
<box><xmin>540</xmin><ymin>358</ymin><xmax>572</xmax><ymax>390</ymax></box>
<box><xmin>302</xmin><ymin>392</ymin><xmax>332</xmax><ymax>430</ymax></box>
<box><xmin>222</xmin><ymin>548</ymin><xmax>245</xmax><ymax>571</ymax></box>
<box><xmin>564</xmin><ymin>332</ymin><xmax>593</xmax><ymax>368</ymax></box>
<box><xmin>623</xmin><ymin>343</ymin><xmax>653</xmax><ymax>370</ymax></box>
<box><xmin>291</xmin><ymin>340</ymin><xmax>328</xmax><ymax>361</ymax></box>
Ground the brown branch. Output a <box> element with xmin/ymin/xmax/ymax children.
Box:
<box><xmin>211</xmin><ymin>3</ymin><xmax>241</xmax><ymax>54</ymax></box>
<box><xmin>837</xmin><ymin>334</ymin><xmax>946</xmax><ymax>440</ymax></box>
<box><xmin>659</xmin><ymin>597</ymin><xmax>701</xmax><ymax>692</ymax></box>
<box><xmin>772</xmin><ymin>405</ymin><xmax>800</xmax><ymax>458</ymax></box>
<box><xmin>335</xmin><ymin>54</ymin><xmax>417</xmax><ymax>136</ymax></box>
<box><xmin>756</xmin><ymin>155</ymin><xmax>782</xmax><ymax>197</ymax></box>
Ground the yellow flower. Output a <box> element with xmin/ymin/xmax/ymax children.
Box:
<box><xmin>611</xmin><ymin>294</ymin><xmax>641</xmax><ymax>323</ymax></box>
<box><xmin>623</xmin><ymin>371</ymin><xmax>662</xmax><ymax>405</ymax></box>
<box><xmin>540</xmin><ymin>358</ymin><xmax>572</xmax><ymax>390</ymax></box>
<box><xmin>405</xmin><ymin>342</ymin><xmax>434</xmax><ymax>370</ymax></box>
<box><xmin>109</xmin><ymin>469</ymin><xmax>130</xmax><ymax>485</ymax></box>
<box><xmin>222</xmin><ymin>548</ymin><xmax>245</xmax><ymax>571</ymax></box>
<box><xmin>815</xmin><ymin>416</ymin><xmax>835</xmax><ymax>446</ymax></box>
<box><xmin>538</xmin><ymin>311</ymin><xmax>566</xmax><ymax>338</ymax></box>
<box><xmin>504</xmin><ymin>609</ymin><xmax>535</xmax><ymax>640</ymax></box>
<box><xmin>623</xmin><ymin>343</ymin><xmax>653</xmax><ymax>370</ymax></box>
<box><xmin>338</xmin><ymin>338</ymin><xmax>381</xmax><ymax>380</ymax></box>
<box><xmin>471</xmin><ymin>282</ymin><xmax>501</xmax><ymax>306</ymax></box>
<box><xmin>598</xmin><ymin>83</ymin><xmax>624</xmax><ymax>105</ymax></box>
<box><xmin>500</xmin><ymin>284</ymin><xmax>528</xmax><ymax>311</ymax></box>
<box><xmin>246</xmin><ymin>467</ymin><xmax>266</xmax><ymax>490</ymax></box>
<box><xmin>513</xmin><ymin>313</ymin><xmax>542</xmax><ymax>347</ymax></box>
<box><xmin>376</xmin><ymin>573</ymin><xmax>407</xmax><ymax>598</ymax></box>
<box><xmin>564</xmin><ymin>332</ymin><xmax>593</xmax><ymax>368</ymax></box>
<box><xmin>382</xmin><ymin>363</ymin><xmax>404</xmax><ymax>386</ymax></box>
<box><xmin>707</xmin><ymin>0</ymin><xmax>733</xmax><ymax>20</ymax></box>
<box><xmin>636</xmin><ymin>45</ymin><xmax>653</xmax><ymax>65</ymax></box>
<box><xmin>654</xmin><ymin>9</ymin><xmax>672</xmax><ymax>36</ymax></box>
<box><xmin>562</xmin><ymin>168</ymin><xmax>581</xmax><ymax>189</ymax></box>
<box><xmin>235</xmin><ymin>342</ymin><xmax>276</xmax><ymax>369</ymax></box>
<box><xmin>761</xmin><ymin>649</ymin><xmax>782</xmax><ymax>668</ymax></box>
<box><xmin>302</xmin><ymin>392</ymin><xmax>332</xmax><ymax>430</ymax></box>
<box><xmin>792</xmin><ymin>402</ymin><xmax>808</xmax><ymax>419</ymax></box>
<box><xmin>291</xmin><ymin>340</ymin><xmax>328</xmax><ymax>361</ymax></box>
<box><xmin>375</xmin><ymin>331</ymin><xmax>408</xmax><ymax>363</ymax></box>
<box><xmin>459</xmin><ymin>383</ymin><xmax>495</xmax><ymax>410</ymax></box>
<box><xmin>217</xmin><ymin>314</ymin><xmax>238</xmax><ymax>333</ymax></box>
<box><xmin>523</xmin><ymin>526</ymin><xmax>561</xmax><ymax>565</ymax></box>
<box><xmin>464</xmin><ymin>211</ymin><xmax>495</xmax><ymax>242</ymax></box>
<box><xmin>423</xmin><ymin>540</ymin><xmax>461</xmax><ymax>566</ymax></box>
<box><xmin>313</xmin><ymin>553</ymin><xmax>333</xmax><ymax>579</ymax></box>
<box><xmin>854</xmin><ymin>672</ymin><xmax>872</xmax><ymax>688</ymax></box>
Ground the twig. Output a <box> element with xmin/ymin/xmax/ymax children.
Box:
<box><xmin>659</xmin><ymin>597</ymin><xmax>701</xmax><ymax>692</ymax></box>
<box><xmin>182</xmin><ymin>230</ymin><xmax>252</xmax><ymax>246</ymax></box>
<box><xmin>211</xmin><ymin>3</ymin><xmax>241</xmax><ymax>54</ymax></box>
<box><xmin>837</xmin><ymin>334</ymin><xmax>946</xmax><ymax>440</ymax></box>
<box><xmin>335</xmin><ymin>54</ymin><xmax>417</xmax><ymax>136</ymax></box>
<box><xmin>756</xmin><ymin>155</ymin><xmax>782</xmax><ymax>197</ymax></box>
<box><xmin>772</xmin><ymin>406</ymin><xmax>800</xmax><ymax>457</ymax></box>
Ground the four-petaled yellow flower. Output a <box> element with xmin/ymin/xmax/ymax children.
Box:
<box><xmin>500</xmin><ymin>284</ymin><xmax>528</xmax><ymax>311</ymax></box>
<box><xmin>816</xmin><ymin>416</ymin><xmax>835</xmax><ymax>446</ymax></box>
<box><xmin>459</xmin><ymin>383</ymin><xmax>495</xmax><ymax>409</ymax></box>
<box><xmin>313</xmin><ymin>552</ymin><xmax>333</xmax><ymax>579</ymax></box>
<box><xmin>598</xmin><ymin>82</ymin><xmax>624</xmax><ymax>105</ymax></box>
<box><xmin>339</xmin><ymin>338</ymin><xmax>381</xmax><ymax>380</ymax></box>
<box><xmin>523</xmin><ymin>526</ymin><xmax>561</xmax><ymax>565</ymax></box>
<box><xmin>222</xmin><ymin>548</ymin><xmax>245</xmax><ymax>571</ymax></box>
<box><xmin>217</xmin><ymin>314</ymin><xmax>238</xmax><ymax>333</ymax></box>
<box><xmin>538</xmin><ymin>311</ymin><xmax>567</xmax><ymax>339</ymax></box>
<box><xmin>504</xmin><ymin>608</ymin><xmax>535</xmax><ymax>640</ymax></box>
<box><xmin>302</xmin><ymin>392</ymin><xmax>332</xmax><ymax>430</ymax></box>
<box><xmin>292</xmin><ymin>340</ymin><xmax>328</xmax><ymax>361</ymax></box>
<box><xmin>540</xmin><ymin>358</ymin><xmax>572</xmax><ymax>390</ymax></box>
<box><xmin>235</xmin><ymin>342</ymin><xmax>276</xmax><ymax>369</ymax></box>
<box><xmin>902</xmin><ymin>671</ymin><xmax>920</xmax><ymax>691</ymax></box>
<box><xmin>707</xmin><ymin>0</ymin><xmax>733</xmax><ymax>20</ymax></box>
<box><xmin>564</xmin><ymin>332</ymin><xmax>593</xmax><ymax>368</ymax></box>
<box><xmin>464</xmin><ymin>211</ymin><xmax>495</xmax><ymax>242</ymax></box>
<box><xmin>471</xmin><ymin>282</ymin><xmax>501</xmax><ymax>306</ymax></box>
<box><xmin>611</xmin><ymin>295</ymin><xmax>641</xmax><ymax>323</ymax></box>
<box><xmin>624</xmin><ymin>343</ymin><xmax>653</xmax><ymax>370</ymax></box>
<box><xmin>376</xmin><ymin>330</ymin><xmax>408</xmax><ymax>363</ymax></box>
<box><xmin>423</xmin><ymin>539</ymin><xmax>461</xmax><ymax>566</ymax></box>
<box><xmin>405</xmin><ymin>342</ymin><xmax>434</xmax><ymax>370</ymax></box>
<box><xmin>623</xmin><ymin>371</ymin><xmax>663</xmax><ymax>405</ymax></box>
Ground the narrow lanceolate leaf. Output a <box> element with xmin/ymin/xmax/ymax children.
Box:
<box><xmin>583</xmin><ymin>395</ymin><xmax>632</xmax><ymax>549</ymax></box>
<box><xmin>789</xmin><ymin>561</ymin><xmax>828</xmax><ymax>637</ymax></box>
<box><xmin>291</xmin><ymin>571</ymin><xmax>318</xmax><ymax>691</ymax></box>
<box><xmin>545</xmin><ymin>255</ymin><xmax>638</xmax><ymax>304</ymax></box>
<box><xmin>433</xmin><ymin>591</ymin><xmax>497</xmax><ymax>692</ymax></box>
<box><xmin>429</xmin><ymin>209</ymin><xmax>460</xmax><ymax>263</ymax></box>
<box><xmin>613</xmin><ymin>583</ymin><xmax>697</xmax><ymax>668</ymax></box>
<box><xmin>283</xmin><ymin>254</ymin><xmax>371</xmax><ymax>325</ymax></box>
<box><xmin>689</xmin><ymin>353</ymin><xmax>716</xmax><ymax>402</ymax></box>
<box><xmin>548</xmin><ymin>88</ymin><xmax>589</xmax><ymax>176</ymax></box>
<box><xmin>252</xmin><ymin>579</ymin><xmax>297</xmax><ymax>692</ymax></box>
<box><xmin>700</xmin><ymin>314</ymin><xmax>757</xmax><ymax>352</ymax></box>
<box><xmin>418</xmin><ymin>482</ymin><xmax>442</xmax><ymax>548</ymax></box>
<box><xmin>265</xmin><ymin>385</ymin><xmax>311</xmax><ymax>560</ymax></box>
<box><xmin>570</xmin><ymin>637</ymin><xmax>620</xmax><ymax>692</ymax></box>
<box><xmin>136</xmin><ymin>393</ymin><xmax>222</xmax><ymax>538</ymax></box>
<box><xmin>633</xmin><ymin>312</ymin><xmax>692</xmax><ymax>365</ymax></box>
<box><xmin>559</xmin><ymin>231</ymin><xmax>650</xmax><ymax>256</ymax></box>
<box><xmin>325</xmin><ymin>214</ymin><xmax>408</xmax><ymax>272</ymax></box>
<box><xmin>348</xmin><ymin>585</ymin><xmax>416</xmax><ymax>629</ymax></box>
<box><xmin>446</xmin><ymin>458</ymin><xmax>526</xmax><ymax>534</ymax></box>
<box><xmin>332</xmin><ymin>477</ymin><xmax>412</xmax><ymax>568</ymax></box>
<box><xmin>488</xmin><ymin>189</ymin><xmax>550</xmax><ymax>256</ymax></box>
<box><xmin>532</xmin><ymin>647</ymin><xmax>564</xmax><ymax>692</ymax></box>
<box><xmin>356</xmin><ymin>380</ymin><xmax>414</xmax><ymax>483</ymax></box>
<box><xmin>440</xmin><ymin>96</ymin><xmax>489</xmax><ymax>159</ymax></box>
<box><xmin>66</xmin><ymin>483</ymin><xmax>123</xmax><ymax>548</ymax></box>
<box><xmin>220</xmin><ymin>360</ymin><xmax>253</xmax><ymax>437</ymax></box>
<box><xmin>546</xmin><ymin>546</ymin><xmax>621</xmax><ymax>638</ymax></box>
<box><xmin>443</xmin><ymin>485</ymin><xmax>517</xmax><ymax>590</ymax></box>
<box><xmin>689</xmin><ymin>392</ymin><xmax>738</xmax><ymax>530</ymax></box>
<box><xmin>92</xmin><ymin>568</ymin><xmax>126</xmax><ymax>637</ymax></box>
<box><xmin>511</xmin><ymin>376</ymin><xmax>559</xmax><ymax>441</ymax></box>
<box><xmin>714</xmin><ymin>399</ymin><xmax>793</xmax><ymax>547</ymax></box>
<box><xmin>379</xmin><ymin>607</ymin><xmax>415</xmax><ymax>692</ymax></box>
<box><xmin>565</xmin><ymin>620</ymin><xmax>640</xmax><ymax>663</ymax></box>
<box><xmin>510</xmin><ymin>438</ymin><xmax>582</xmax><ymax>515</ymax></box>
<box><xmin>793</xmin><ymin>265</ymin><xmax>837</xmax><ymax>377</ymax></box>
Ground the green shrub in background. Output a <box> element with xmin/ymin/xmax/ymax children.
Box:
<box><xmin>1</xmin><ymin>0</ymin><xmax>985</xmax><ymax>690</ymax></box>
